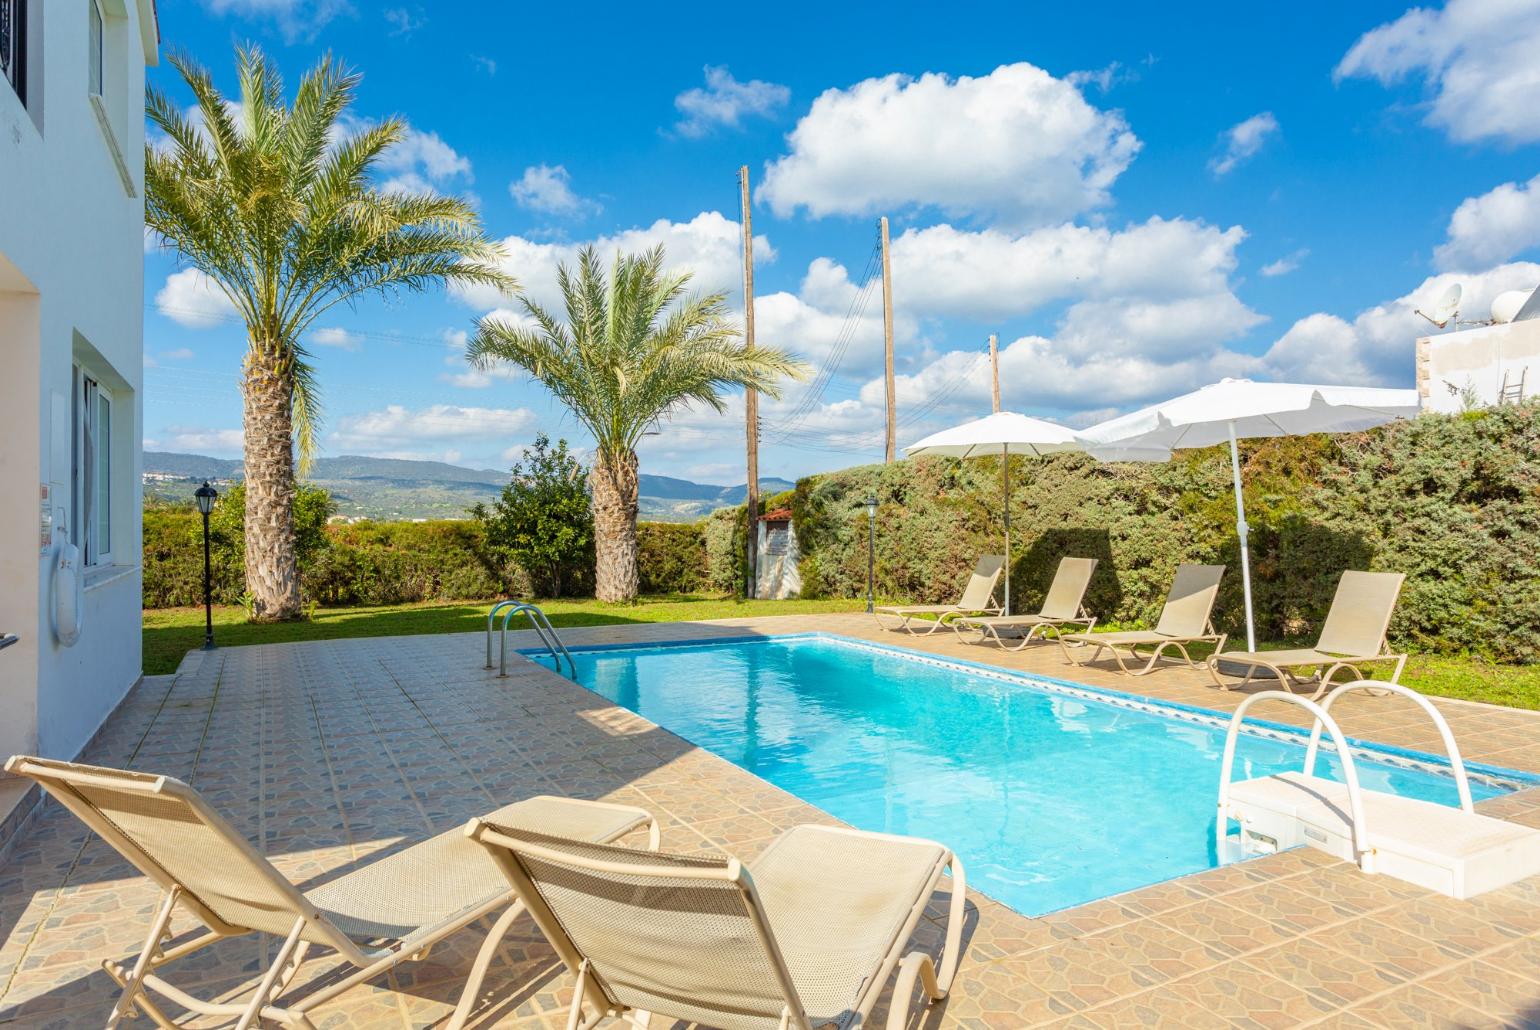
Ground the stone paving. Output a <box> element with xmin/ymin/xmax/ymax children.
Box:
<box><xmin>2</xmin><ymin>612</ymin><xmax>1540</xmax><ymax>1028</ymax></box>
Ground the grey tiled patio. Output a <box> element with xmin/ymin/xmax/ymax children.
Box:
<box><xmin>3</xmin><ymin>612</ymin><xmax>1540</xmax><ymax>1028</ymax></box>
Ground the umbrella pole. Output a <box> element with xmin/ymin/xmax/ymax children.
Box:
<box><xmin>1002</xmin><ymin>444</ymin><xmax>1011</xmax><ymax>616</ymax></box>
<box><xmin>1227</xmin><ymin>421</ymin><xmax>1256</xmax><ymax>651</ymax></box>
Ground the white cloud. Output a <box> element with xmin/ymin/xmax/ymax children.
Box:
<box><xmin>310</xmin><ymin>327</ymin><xmax>363</xmax><ymax>351</ymax></box>
<box><xmin>455</xmin><ymin>211</ymin><xmax>771</xmax><ymax>313</ymax></box>
<box><xmin>1337</xmin><ymin>0</ymin><xmax>1540</xmax><ymax>146</ymax></box>
<box><xmin>1435</xmin><ymin>173</ymin><xmax>1540</xmax><ymax>270</ymax></box>
<box><xmin>329</xmin><ymin>403</ymin><xmax>539</xmax><ymax>458</ymax></box>
<box><xmin>160</xmin><ymin>347</ymin><xmax>196</xmax><ymax>361</ymax></box>
<box><xmin>1260</xmin><ymin>261</ymin><xmax>1540</xmax><ymax>383</ymax></box>
<box><xmin>1261</xmin><ymin>249</ymin><xmax>1308</xmax><ymax>277</ymax></box>
<box><xmin>509</xmin><ymin>164</ymin><xmax>601</xmax><ymax>217</ymax></box>
<box><xmin>471</xmin><ymin>55</ymin><xmax>497</xmax><ymax>76</ymax></box>
<box><xmin>439</xmin><ymin>322</ymin><xmax>524</xmax><ymax>388</ymax></box>
<box><xmin>346</xmin><ymin>119</ymin><xmax>476</xmax><ymax>197</ymax></box>
<box><xmin>674</xmin><ymin>66</ymin><xmax>790</xmax><ymax>137</ymax></box>
<box><xmin>157</xmin><ymin>426</ymin><xmax>245</xmax><ymax>455</ymax></box>
<box><xmin>758</xmin><ymin>63</ymin><xmax>1140</xmax><ymax>226</ymax></box>
<box><xmin>199</xmin><ymin>0</ymin><xmax>352</xmax><ymax>43</ymax></box>
<box><xmin>382</xmin><ymin>6</ymin><xmax>425</xmax><ymax>36</ymax></box>
<box><xmin>1067</xmin><ymin>62</ymin><xmax>1137</xmax><ymax>93</ymax></box>
<box><xmin>887</xmin><ymin>217</ymin><xmax>1251</xmax><ymax>321</ymax></box>
<box><xmin>156</xmin><ymin>269</ymin><xmax>239</xmax><ymax>329</ymax></box>
<box><xmin>1209</xmin><ymin>112</ymin><xmax>1279</xmax><ymax>177</ymax></box>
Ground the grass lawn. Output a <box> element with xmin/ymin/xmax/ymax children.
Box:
<box><xmin>142</xmin><ymin>595</ymin><xmax>866</xmax><ymax>676</ymax></box>
<box><xmin>144</xmin><ymin>597</ymin><xmax>1540</xmax><ymax>711</ymax></box>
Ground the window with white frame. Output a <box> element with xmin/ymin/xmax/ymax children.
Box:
<box><xmin>72</xmin><ymin>368</ymin><xmax>113</xmax><ymax>566</ymax></box>
<box><xmin>88</xmin><ymin>0</ymin><xmax>104</xmax><ymax>97</ymax></box>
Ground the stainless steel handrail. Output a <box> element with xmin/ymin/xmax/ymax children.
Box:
<box><xmin>486</xmin><ymin>601</ymin><xmax>576</xmax><ymax>678</ymax></box>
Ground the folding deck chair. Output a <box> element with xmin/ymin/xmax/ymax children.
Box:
<box><xmin>467</xmin><ymin>819</ymin><xmax>969</xmax><ymax>1030</ymax></box>
<box><xmin>952</xmin><ymin>556</ymin><xmax>1098</xmax><ymax>651</ymax></box>
<box><xmin>3</xmin><ymin>755</ymin><xmax>657</xmax><ymax>1030</ymax></box>
<box><xmin>873</xmin><ymin>554</ymin><xmax>1005</xmax><ymax>635</ymax></box>
<box><xmin>1058</xmin><ymin>564</ymin><xmax>1227</xmax><ymax>675</ymax></box>
<box><xmin>1208</xmin><ymin>570</ymin><xmax>1408</xmax><ymax>699</ymax></box>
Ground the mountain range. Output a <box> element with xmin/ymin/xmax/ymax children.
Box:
<box><xmin>142</xmin><ymin>452</ymin><xmax>795</xmax><ymax>522</ymax></box>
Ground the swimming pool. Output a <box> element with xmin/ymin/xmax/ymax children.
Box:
<box><xmin>530</xmin><ymin>633</ymin><xmax>1522</xmax><ymax>916</ymax></box>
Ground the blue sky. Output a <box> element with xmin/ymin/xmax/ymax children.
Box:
<box><xmin>144</xmin><ymin>0</ymin><xmax>1540</xmax><ymax>484</ymax></box>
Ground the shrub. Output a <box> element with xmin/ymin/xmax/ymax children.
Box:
<box><xmin>470</xmin><ymin>435</ymin><xmax>594</xmax><ymax>597</ymax></box>
<box><xmin>636</xmin><ymin>522</ymin><xmax>707</xmax><ymax>593</ymax></box>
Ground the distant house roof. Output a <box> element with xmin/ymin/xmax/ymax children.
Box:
<box><xmin>762</xmin><ymin>507</ymin><xmax>793</xmax><ymax>521</ymax></box>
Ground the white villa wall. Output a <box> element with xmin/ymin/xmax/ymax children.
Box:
<box><xmin>1416</xmin><ymin>320</ymin><xmax>1540</xmax><ymax>414</ymax></box>
<box><xmin>0</xmin><ymin>0</ymin><xmax>157</xmax><ymax>800</ymax></box>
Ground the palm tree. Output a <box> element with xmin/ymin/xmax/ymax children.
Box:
<box><xmin>145</xmin><ymin>48</ymin><xmax>513</xmax><ymax>621</ymax></box>
<box><xmin>468</xmin><ymin>246</ymin><xmax>804</xmax><ymax>602</ymax></box>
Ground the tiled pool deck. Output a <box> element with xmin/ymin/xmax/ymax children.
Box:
<box><xmin>4</xmin><ymin>612</ymin><xmax>1540</xmax><ymax>1028</ymax></box>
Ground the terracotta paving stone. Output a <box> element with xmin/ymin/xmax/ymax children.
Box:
<box><xmin>2</xmin><ymin>613</ymin><xmax>1540</xmax><ymax>1027</ymax></box>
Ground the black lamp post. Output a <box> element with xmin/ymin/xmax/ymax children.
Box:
<box><xmin>865</xmin><ymin>496</ymin><xmax>878</xmax><ymax>614</ymax></box>
<box><xmin>194</xmin><ymin>481</ymin><xmax>218</xmax><ymax>650</ymax></box>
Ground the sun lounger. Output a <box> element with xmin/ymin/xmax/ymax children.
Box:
<box><xmin>873</xmin><ymin>553</ymin><xmax>1005</xmax><ymax>634</ymax></box>
<box><xmin>467</xmin><ymin>819</ymin><xmax>967</xmax><ymax>1030</ymax></box>
<box><xmin>1058</xmin><ymin>564</ymin><xmax>1227</xmax><ymax>675</ymax></box>
<box><xmin>952</xmin><ymin>556</ymin><xmax>1098</xmax><ymax>650</ymax></box>
<box><xmin>3</xmin><ymin>755</ymin><xmax>657</xmax><ymax>1030</ymax></box>
<box><xmin>1208</xmin><ymin>570</ymin><xmax>1408</xmax><ymax>699</ymax></box>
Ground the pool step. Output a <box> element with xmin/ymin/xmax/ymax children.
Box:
<box><xmin>1229</xmin><ymin>772</ymin><xmax>1540</xmax><ymax>900</ymax></box>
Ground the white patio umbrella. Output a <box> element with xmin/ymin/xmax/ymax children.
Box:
<box><xmin>1076</xmin><ymin>378</ymin><xmax>1420</xmax><ymax>651</ymax></box>
<box><xmin>905</xmin><ymin>412</ymin><xmax>1085</xmax><ymax>614</ymax></box>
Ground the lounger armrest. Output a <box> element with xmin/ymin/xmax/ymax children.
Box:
<box><xmin>886</xmin><ymin>951</ymin><xmax>943</xmax><ymax>1030</ymax></box>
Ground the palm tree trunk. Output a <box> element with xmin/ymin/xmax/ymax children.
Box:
<box><xmin>591</xmin><ymin>449</ymin><xmax>639</xmax><ymax>602</ymax></box>
<box><xmin>242</xmin><ymin>351</ymin><xmax>302</xmax><ymax>621</ymax></box>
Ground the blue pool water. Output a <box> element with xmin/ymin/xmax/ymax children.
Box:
<box><xmin>536</xmin><ymin>634</ymin><xmax>1510</xmax><ymax>916</ymax></box>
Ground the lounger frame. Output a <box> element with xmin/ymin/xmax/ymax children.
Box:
<box><xmin>1059</xmin><ymin>625</ymin><xmax>1228</xmax><ymax>676</ymax></box>
<box><xmin>872</xmin><ymin>554</ymin><xmax>1006</xmax><ymax>636</ymax></box>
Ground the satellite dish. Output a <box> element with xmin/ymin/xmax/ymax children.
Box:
<box><xmin>1415</xmin><ymin>283</ymin><xmax>1462</xmax><ymax>329</ymax></box>
<box><xmin>1492</xmin><ymin>289</ymin><xmax>1532</xmax><ymax>324</ymax></box>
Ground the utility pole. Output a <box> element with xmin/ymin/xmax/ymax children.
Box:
<box><xmin>880</xmin><ymin>216</ymin><xmax>896</xmax><ymax>462</ymax></box>
<box><xmin>740</xmin><ymin>166</ymin><xmax>759</xmax><ymax>598</ymax></box>
<box><xmin>989</xmin><ymin>333</ymin><xmax>1000</xmax><ymax>413</ymax></box>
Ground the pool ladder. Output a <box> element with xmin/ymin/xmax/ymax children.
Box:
<box><xmin>486</xmin><ymin>601</ymin><xmax>576</xmax><ymax>679</ymax></box>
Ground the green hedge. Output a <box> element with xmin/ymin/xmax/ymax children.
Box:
<box><xmin>143</xmin><ymin>514</ymin><xmax>713</xmax><ymax>608</ymax></box>
<box><xmin>784</xmin><ymin>406</ymin><xmax>1540</xmax><ymax>662</ymax></box>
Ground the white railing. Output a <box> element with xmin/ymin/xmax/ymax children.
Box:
<box><xmin>1217</xmin><ymin>690</ymin><xmax>1374</xmax><ymax>871</ymax></box>
<box><xmin>485</xmin><ymin>601</ymin><xmax>575</xmax><ymax>679</ymax></box>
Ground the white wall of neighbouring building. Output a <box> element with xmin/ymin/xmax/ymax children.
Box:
<box><xmin>0</xmin><ymin>0</ymin><xmax>159</xmax><ymax>818</ymax></box>
<box><xmin>1417</xmin><ymin>320</ymin><xmax>1540</xmax><ymax>414</ymax></box>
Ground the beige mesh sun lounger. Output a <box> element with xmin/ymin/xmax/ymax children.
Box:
<box><xmin>4</xmin><ymin>755</ymin><xmax>657</xmax><ymax>1030</ymax></box>
<box><xmin>1208</xmin><ymin>570</ymin><xmax>1408</xmax><ymax>699</ymax></box>
<box><xmin>468</xmin><ymin>818</ymin><xmax>968</xmax><ymax>1030</ymax></box>
<box><xmin>952</xmin><ymin>556</ymin><xmax>1098</xmax><ymax>650</ymax></box>
<box><xmin>1058</xmin><ymin>563</ymin><xmax>1227</xmax><ymax>676</ymax></box>
<box><xmin>873</xmin><ymin>553</ymin><xmax>1005</xmax><ymax>634</ymax></box>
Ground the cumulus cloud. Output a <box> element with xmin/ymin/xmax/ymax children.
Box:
<box><xmin>1209</xmin><ymin>112</ymin><xmax>1279</xmax><ymax>177</ymax></box>
<box><xmin>367</xmin><ymin>123</ymin><xmax>474</xmax><ymax>196</ymax></box>
<box><xmin>888</xmin><ymin>217</ymin><xmax>1251</xmax><ymax>321</ymax></box>
<box><xmin>154</xmin><ymin>426</ymin><xmax>245</xmax><ymax>455</ymax></box>
<box><xmin>758</xmin><ymin>63</ymin><xmax>1140</xmax><ymax>226</ymax></box>
<box><xmin>1260</xmin><ymin>261</ymin><xmax>1540</xmax><ymax>383</ymax></box>
<box><xmin>1435</xmin><ymin>173</ymin><xmax>1540</xmax><ymax>270</ymax></box>
<box><xmin>455</xmin><ymin>211</ymin><xmax>771</xmax><ymax>313</ymax></box>
<box><xmin>674</xmin><ymin>66</ymin><xmax>790</xmax><ymax>137</ymax></box>
<box><xmin>1337</xmin><ymin>0</ymin><xmax>1540</xmax><ymax>145</ymax></box>
<box><xmin>1261</xmin><ymin>249</ymin><xmax>1308</xmax><ymax>277</ymax></box>
<box><xmin>198</xmin><ymin>0</ymin><xmax>352</xmax><ymax>43</ymax></box>
<box><xmin>329</xmin><ymin>403</ymin><xmax>539</xmax><ymax>459</ymax></box>
<box><xmin>439</xmin><ymin>323</ymin><xmax>525</xmax><ymax>389</ymax></box>
<box><xmin>310</xmin><ymin>327</ymin><xmax>363</xmax><ymax>351</ymax></box>
<box><xmin>156</xmin><ymin>269</ymin><xmax>238</xmax><ymax>329</ymax></box>
<box><xmin>509</xmin><ymin>164</ymin><xmax>601</xmax><ymax>217</ymax></box>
